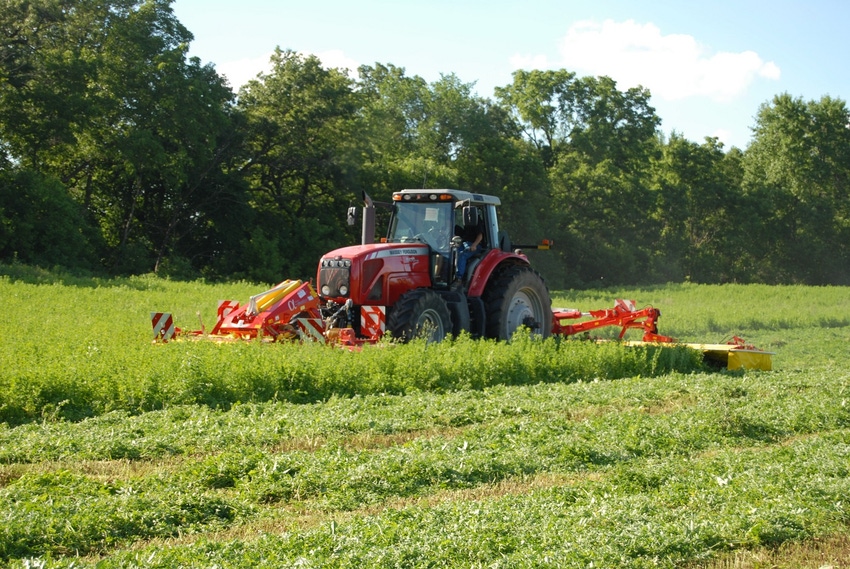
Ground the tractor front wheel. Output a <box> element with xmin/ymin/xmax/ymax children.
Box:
<box><xmin>483</xmin><ymin>266</ymin><xmax>551</xmax><ymax>340</ymax></box>
<box><xmin>387</xmin><ymin>289</ymin><xmax>452</xmax><ymax>343</ymax></box>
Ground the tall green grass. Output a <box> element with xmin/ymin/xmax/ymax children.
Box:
<box><xmin>2</xmin><ymin>266</ymin><xmax>849</xmax><ymax>567</ymax></box>
<box><xmin>553</xmin><ymin>282</ymin><xmax>850</xmax><ymax>337</ymax></box>
<box><xmin>1</xmin><ymin>273</ymin><xmax>701</xmax><ymax>426</ymax></box>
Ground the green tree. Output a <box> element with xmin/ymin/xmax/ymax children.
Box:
<box><xmin>568</xmin><ymin>76</ymin><xmax>660</xmax><ymax>170</ymax></box>
<box><xmin>356</xmin><ymin>64</ymin><xmax>466</xmax><ymax>197</ymax></box>
<box><xmin>495</xmin><ymin>69</ymin><xmax>578</xmax><ymax>168</ymax></box>
<box><xmin>69</xmin><ymin>0</ymin><xmax>237</xmax><ymax>275</ymax></box>
<box><xmin>1</xmin><ymin>0</ymin><xmax>240</xmax><ymax>276</ymax></box>
<box><xmin>0</xmin><ymin>168</ymin><xmax>97</xmax><ymax>267</ymax></box>
<box><xmin>236</xmin><ymin>49</ymin><xmax>360</xmax><ymax>282</ymax></box>
<box><xmin>743</xmin><ymin>93</ymin><xmax>850</xmax><ymax>284</ymax></box>
<box><xmin>0</xmin><ymin>0</ymin><xmax>100</xmax><ymax>168</ymax></box>
<box><xmin>497</xmin><ymin>70</ymin><xmax>662</xmax><ymax>286</ymax></box>
<box><xmin>651</xmin><ymin>135</ymin><xmax>747</xmax><ymax>283</ymax></box>
<box><xmin>356</xmin><ymin>65</ymin><xmax>553</xmax><ymax>271</ymax></box>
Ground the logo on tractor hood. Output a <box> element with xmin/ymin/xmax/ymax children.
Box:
<box><xmin>364</xmin><ymin>246</ymin><xmax>428</xmax><ymax>260</ymax></box>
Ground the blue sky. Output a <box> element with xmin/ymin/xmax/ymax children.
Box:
<box><xmin>172</xmin><ymin>0</ymin><xmax>848</xmax><ymax>150</ymax></box>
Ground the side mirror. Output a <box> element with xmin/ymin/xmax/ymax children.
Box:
<box><xmin>347</xmin><ymin>206</ymin><xmax>357</xmax><ymax>226</ymax></box>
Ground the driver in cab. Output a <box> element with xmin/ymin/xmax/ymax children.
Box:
<box><xmin>455</xmin><ymin>215</ymin><xmax>483</xmax><ymax>283</ymax></box>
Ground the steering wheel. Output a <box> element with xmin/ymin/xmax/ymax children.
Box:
<box><xmin>426</xmin><ymin>226</ymin><xmax>451</xmax><ymax>250</ymax></box>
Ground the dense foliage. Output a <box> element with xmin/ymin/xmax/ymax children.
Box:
<box><xmin>3</xmin><ymin>0</ymin><xmax>850</xmax><ymax>287</ymax></box>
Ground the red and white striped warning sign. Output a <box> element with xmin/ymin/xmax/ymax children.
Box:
<box><xmin>360</xmin><ymin>305</ymin><xmax>386</xmax><ymax>339</ymax></box>
<box><xmin>295</xmin><ymin>318</ymin><xmax>325</xmax><ymax>342</ymax></box>
<box><xmin>151</xmin><ymin>312</ymin><xmax>175</xmax><ymax>341</ymax></box>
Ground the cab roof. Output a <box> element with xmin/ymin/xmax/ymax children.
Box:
<box><xmin>393</xmin><ymin>189</ymin><xmax>501</xmax><ymax>207</ymax></box>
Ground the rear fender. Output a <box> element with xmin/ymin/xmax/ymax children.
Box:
<box><xmin>466</xmin><ymin>250</ymin><xmax>529</xmax><ymax>297</ymax></box>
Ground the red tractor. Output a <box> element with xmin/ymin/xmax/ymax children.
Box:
<box><xmin>319</xmin><ymin>188</ymin><xmax>553</xmax><ymax>342</ymax></box>
<box><xmin>153</xmin><ymin>188</ymin><xmax>772</xmax><ymax>370</ymax></box>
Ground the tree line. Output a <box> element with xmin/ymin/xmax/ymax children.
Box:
<box><xmin>2</xmin><ymin>0</ymin><xmax>849</xmax><ymax>288</ymax></box>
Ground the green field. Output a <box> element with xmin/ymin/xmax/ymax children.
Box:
<box><xmin>1</xmin><ymin>266</ymin><xmax>849</xmax><ymax>568</ymax></box>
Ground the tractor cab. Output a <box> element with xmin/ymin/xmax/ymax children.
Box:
<box><xmin>386</xmin><ymin>189</ymin><xmax>501</xmax><ymax>287</ymax></box>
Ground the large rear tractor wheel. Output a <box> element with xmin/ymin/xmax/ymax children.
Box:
<box><xmin>387</xmin><ymin>289</ymin><xmax>452</xmax><ymax>343</ymax></box>
<box><xmin>483</xmin><ymin>266</ymin><xmax>552</xmax><ymax>340</ymax></box>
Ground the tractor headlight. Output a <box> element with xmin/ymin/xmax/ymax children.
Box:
<box><xmin>319</xmin><ymin>257</ymin><xmax>351</xmax><ymax>298</ymax></box>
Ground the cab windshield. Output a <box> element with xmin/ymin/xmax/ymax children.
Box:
<box><xmin>387</xmin><ymin>202</ymin><xmax>453</xmax><ymax>255</ymax></box>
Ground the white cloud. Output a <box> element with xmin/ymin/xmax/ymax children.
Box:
<box><xmin>314</xmin><ymin>49</ymin><xmax>360</xmax><ymax>74</ymax></box>
<box><xmin>217</xmin><ymin>52</ymin><xmax>274</xmax><ymax>89</ymax></box>
<box><xmin>513</xmin><ymin>19</ymin><xmax>781</xmax><ymax>102</ymax></box>
<box><xmin>216</xmin><ymin>49</ymin><xmax>360</xmax><ymax>89</ymax></box>
<box><xmin>710</xmin><ymin>128</ymin><xmax>732</xmax><ymax>146</ymax></box>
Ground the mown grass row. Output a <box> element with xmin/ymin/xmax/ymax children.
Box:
<box><xmin>2</xmin><ymin>370</ymin><xmax>848</xmax><ymax>564</ymax></box>
<box><xmin>63</xmin><ymin>431</ymin><xmax>847</xmax><ymax>569</ymax></box>
<box><xmin>1</xmin><ymin>365</ymin><xmax>847</xmax><ymax>464</ymax></box>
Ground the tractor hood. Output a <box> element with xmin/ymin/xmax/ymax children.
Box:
<box><xmin>317</xmin><ymin>242</ymin><xmax>433</xmax><ymax>306</ymax></box>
